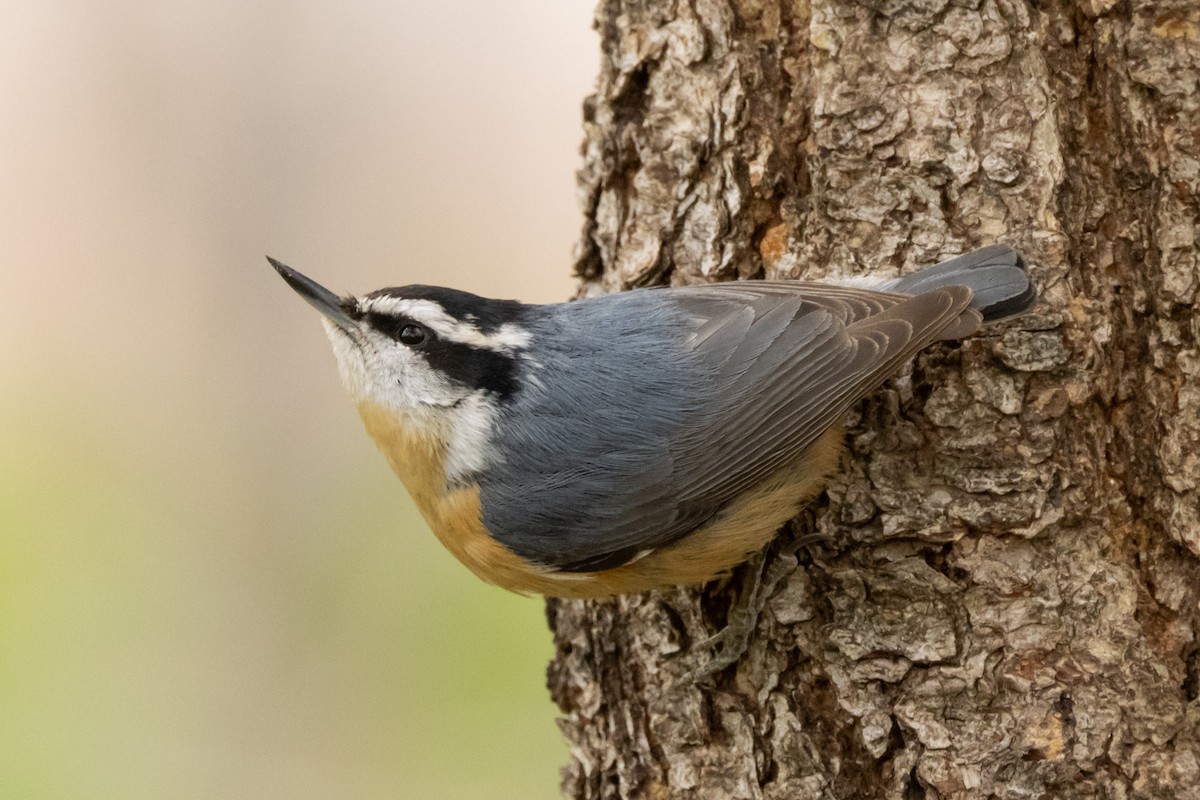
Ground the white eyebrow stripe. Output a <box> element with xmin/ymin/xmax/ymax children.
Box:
<box><xmin>361</xmin><ymin>297</ymin><xmax>531</xmax><ymax>352</ymax></box>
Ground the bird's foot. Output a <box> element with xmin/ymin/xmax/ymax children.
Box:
<box><xmin>683</xmin><ymin>540</ymin><xmax>806</xmax><ymax>682</ymax></box>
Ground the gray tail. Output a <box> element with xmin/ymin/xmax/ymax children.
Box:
<box><xmin>881</xmin><ymin>244</ymin><xmax>1036</xmax><ymax>321</ymax></box>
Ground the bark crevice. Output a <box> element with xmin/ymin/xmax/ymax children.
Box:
<box><xmin>550</xmin><ymin>0</ymin><xmax>1200</xmax><ymax>797</ymax></box>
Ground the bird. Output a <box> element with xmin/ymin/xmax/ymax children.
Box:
<box><xmin>269</xmin><ymin>246</ymin><xmax>1034</xmax><ymax>603</ymax></box>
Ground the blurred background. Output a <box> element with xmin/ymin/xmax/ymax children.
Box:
<box><xmin>0</xmin><ymin>1</ymin><xmax>593</xmax><ymax>798</ymax></box>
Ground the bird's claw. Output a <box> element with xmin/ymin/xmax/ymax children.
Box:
<box><xmin>683</xmin><ymin>543</ymin><xmax>804</xmax><ymax>682</ymax></box>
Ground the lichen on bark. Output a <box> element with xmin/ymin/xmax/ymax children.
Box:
<box><xmin>550</xmin><ymin>0</ymin><xmax>1200</xmax><ymax>798</ymax></box>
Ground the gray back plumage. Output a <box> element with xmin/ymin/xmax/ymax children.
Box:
<box><xmin>478</xmin><ymin>292</ymin><xmax>712</xmax><ymax>571</ymax></box>
<box><xmin>479</xmin><ymin>246</ymin><xmax>1035</xmax><ymax>572</ymax></box>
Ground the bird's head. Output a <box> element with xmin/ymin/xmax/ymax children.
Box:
<box><xmin>269</xmin><ymin>257</ymin><xmax>531</xmax><ymax>421</ymax></box>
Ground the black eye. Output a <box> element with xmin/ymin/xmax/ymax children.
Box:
<box><xmin>398</xmin><ymin>324</ymin><xmax>427</xmax><ymax>346</ymax></box>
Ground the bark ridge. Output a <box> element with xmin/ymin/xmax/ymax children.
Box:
<box><xmin>550</xmin><ymin>1</ymin><xmax>1200</xmax><ymax>797</ymax></box>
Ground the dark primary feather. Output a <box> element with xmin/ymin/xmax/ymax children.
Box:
<box><xmin>480</xmin><ymin>247</ymin><xmax>1033</xmax><ymax>572</ymax></box>
<box><xmin>880</xmin><ymin>244</ymin><xmax>1034</xmax><ymax>320</ymax></box>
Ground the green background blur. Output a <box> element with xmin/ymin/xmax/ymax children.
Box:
<box><xmin>1</xmin><ymin>2</ymin><xmax>592</xmax><ymax>798</ymax></box>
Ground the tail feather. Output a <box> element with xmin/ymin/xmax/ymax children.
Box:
<box><xmin>880</xmin><ymin>245</ymin><xmax>1036</xmax><ymax>322</ymax></box>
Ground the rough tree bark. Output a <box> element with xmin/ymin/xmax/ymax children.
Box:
<box><xmin>545</xmin><ymin>0</ymin><xmax>1200</xmax><ymax>798</ymax></box>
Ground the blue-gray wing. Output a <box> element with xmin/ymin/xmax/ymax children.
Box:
<box><xmin>659</xmin><ymin>283</ymin><xmax>974</xmax><ymax>516</ymax></box>
<box><xmin>480</xmin><ymin>283</ymin><xmax>974</xmax><ymax>572</ymax></box>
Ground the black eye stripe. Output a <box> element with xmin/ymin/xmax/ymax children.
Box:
<box><xmin>365</xmin><ymin>312</ymin><xmax>431</xmax><ymax>344</ymax></box>
<box><xmin>363</xmin><ymin>311</ymin><xmax>518</xmax><ymax>400</ymax></box>
<box><xmin>422</xmin><ymin>339</ymin><xmax>518</xmax><ymax>400</ymax></box>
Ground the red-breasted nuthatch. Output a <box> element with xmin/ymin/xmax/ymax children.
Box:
<box><xmin>270</xmin><ymin>246</ymin><xmax>1034</xmax><ymax>599</ymax></box>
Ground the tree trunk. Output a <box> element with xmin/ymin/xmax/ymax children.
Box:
<box><xmin>546</xmin><ymin>0</ymin><xmax>1200</xmax><ymax>797</ymax></box>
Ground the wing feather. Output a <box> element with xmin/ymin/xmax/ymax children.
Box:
<box><xmin>484</xmin><ymin>281</ymin><xmax>975</xmax><ymax>572</ymax></box>
<box><xmin>549</xmin><ymin>283</ymin><xmax>973</xmax><ymax>571</ymax></box>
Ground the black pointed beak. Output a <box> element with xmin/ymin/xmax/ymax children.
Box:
<box><xmin>267</xmin><ymin>257</ymin><xmax>359</xmax><ymax>335</ymax></box>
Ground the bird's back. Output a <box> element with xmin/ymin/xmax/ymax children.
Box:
<box><xmin>478</xmin><ymin>245</ymin><xmax>1033</xmax><ymax>579</ymax></box>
